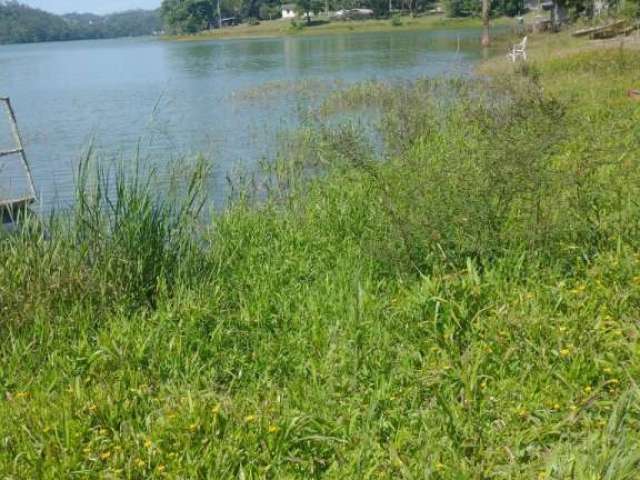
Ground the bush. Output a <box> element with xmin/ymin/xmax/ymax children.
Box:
<box><xmin>619</xmin><ymin>0</ymin><xmax>640</xmax><ymax>18</ymax></box>
<box><xmin>298</xmin><ymin>50</ymin><xmax>640</xmax><ymax>273</ymax></box>
<box><xmin>443</xmin><ymin>0</ymin><xmax>478</xmax><ymax>17</ymax></box>
<box><xmin>289</xmin><ymin>19</ymin><xmax>304</xmax><ymax>30</ymax></box>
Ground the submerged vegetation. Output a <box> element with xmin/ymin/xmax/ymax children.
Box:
<box><xmin>1</xmin><ymin>39</ymin><xmax>640</xmax><ymax>478</ymax></box>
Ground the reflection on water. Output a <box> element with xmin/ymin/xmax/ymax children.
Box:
<box><xmin>0</xmin><ymin>28</ymin><xmax>499</xmax><ymax>209</ymax></box>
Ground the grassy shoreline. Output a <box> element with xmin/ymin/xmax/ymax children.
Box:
<box><xmin>2</xmin><ymin>32</ymin><xmax>640</xmax><ymax>478</ymax></box>
<box><xmin>163</xmin><ymin>15</ymin><xmax>513</xmax><ymax>42</ymax></box>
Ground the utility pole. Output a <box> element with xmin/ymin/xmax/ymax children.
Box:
<box><xmin>217</xmin><ymin>0</ymin><xmax>222</xmax><ymax>28</ymax></box>
<box><xmin>481</xmin><ymin>0</ymin><xmax>490</xmax><ymax>46</ymax></box>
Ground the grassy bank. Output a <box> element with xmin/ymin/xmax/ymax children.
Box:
<box><xmin>2</xmin><ymin>36</ymin><xmax>640</xmax><ymax>478</ymax></box>
<box><xmin>164</xmin><ymin>15</ymin><xmax>511</xmax><ymax>41</ymax></box>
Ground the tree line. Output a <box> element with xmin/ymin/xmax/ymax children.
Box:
<box><xmin>450</xmin><ymin>0</ymin><xmax>638</xmax><ymax>18</ymax></box>
<box><xmin>160</xmin><ymin>0</ymin><xmax>638</xmax><ymax>34</ymax></box>
<box><xmin>0</xmin><ymin>1</ymin><xmax>162</xmax><ymax>44</ymax></box>
<box><xmin>160</xmin><ymin>0</ymin><xmax>438</xmax><ymax>32</ymax></box>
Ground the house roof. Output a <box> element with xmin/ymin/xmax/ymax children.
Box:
<box><xmin>282</xmin><ymin>4</ymin><xmax>296</xmax><ymax>9</ymax></box>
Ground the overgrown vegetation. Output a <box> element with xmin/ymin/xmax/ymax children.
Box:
<box><xmin>1</xmin><ymin>42</ymin><xmax>640</xmax><ymax>478</ymax></box>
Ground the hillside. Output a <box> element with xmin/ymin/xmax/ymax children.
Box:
<box><xmin>0</xmin><ymin>1</ymin><xmax>161</xmax><ymax>44</ymax></box>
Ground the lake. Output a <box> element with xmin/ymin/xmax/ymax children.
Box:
<box><xmin>0</xmin><ymin>28</ymin><xmax>498</xmax><ymax>209</ymax></box>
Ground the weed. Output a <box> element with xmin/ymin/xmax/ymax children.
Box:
<box><xmin>1</xmin><ymin>44</ymin><xmax>639</xmax><ymax>479</ymax></box>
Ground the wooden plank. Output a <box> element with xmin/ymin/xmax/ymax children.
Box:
<box><xmin>0</xmin><ymin>148</ymin><xmax>23</xmax><ymax>158</ymax></box>
<box><xmin>0</xmin><ymin>196</ymin><xmax>34</xmax><ymax>208</ymax></box>
<box><xmin>0</xmin><ymin>196</ymin><xmax>34</xmax><ymax>224</ymax></box>
<box><xmin>573</xmin><ymin>20</ymin><xmax>626</xmax><ymax>37</ymax></box>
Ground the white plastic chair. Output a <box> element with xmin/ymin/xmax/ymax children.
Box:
<box><xmin>507</xmin><ymin>36</ymin><xmax>528</xmax><ymax>62</ymax></box>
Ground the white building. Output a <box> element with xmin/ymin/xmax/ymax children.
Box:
<box><xmin>281</xmin><ymin>4</ymin><xmax>297</xmax><ymax>18</ymax></box>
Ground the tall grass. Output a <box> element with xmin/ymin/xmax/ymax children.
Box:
<box><xmin>1</xmin><ymin>46</ymin><xmax>639</xmax><ymax>478</ymax></box>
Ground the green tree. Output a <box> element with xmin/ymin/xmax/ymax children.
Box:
<box><xmin>443</xmin><ymin>0</ymin><xmax>479</xmax><ymax>16</ymax></box>
<box><xmin>296</xmin><ymin>0</ymin><xmax>323</xmax><ymax>24</ymax></box>
<box><xmin>444</xmin><ymin>0</ymin><xmax>525</xmax><ymax>17</ymax></box>
<box><xmin>0</xmin><ymin>1</ymin><xmax>161</xmax><ymax>45</ymax></box>
<box><xmin>258</xmin><ymin>3</ymin><xmax>281</xmax><ymax>19</ymax></box>
<box><xmin>160</xmin><ymin>0</ymin><xmax>214</xmax><ymax>34</ymax></box>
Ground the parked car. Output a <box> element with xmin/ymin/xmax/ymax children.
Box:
<box><xmin>331</xmin><ymin>9</ymin><xmax>374</xmax><ymax>20</ymax></box>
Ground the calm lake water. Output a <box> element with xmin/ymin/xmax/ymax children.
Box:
<box><xmin>0</xmin><ymin>28</ymin><xmax>497</xmax><ymax>208</ymax></box>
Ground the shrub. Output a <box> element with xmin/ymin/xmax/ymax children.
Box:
<box><xmin>289</xmin><ymin>19</ymin><xmax>304</xmax><ymax>31</ymax></box>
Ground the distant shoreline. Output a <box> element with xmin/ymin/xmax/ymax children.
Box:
<box><xmin>0</xmin><ymin>2</ymin><xmax>161</xmax><ymax>46</ymax></box>
<box><xmin>163</xmin><ymin>16</ymin><xmax>513</xmax><ymax>42</ymax></box>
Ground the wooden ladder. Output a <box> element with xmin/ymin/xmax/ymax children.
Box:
<box><xmin>0</xmin><ymin>97</ymin><xmax>37</xmax><ymax>224</ymax></box>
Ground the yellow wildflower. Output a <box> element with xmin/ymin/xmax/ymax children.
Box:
<box><xmin>157</xmin><ymin>465</ymin><xmax>166</xmax><ymax>472</ymax></box>
<box><xmin>211</xmin><ymin>404</ymin><xmax>221</xmax><ymax>415</ymax></box>
<box><xmin>189</xmin><ymin>422</ymin><xmax>198</xmax><ymax>432</ymax></box>
<box><xmin>144</xmin><ymin>438</ymin><xmax>153</xmax><ymax>449</ymax></box>
<box><xmin>553</xmin><ymin>403</ymin><xmax>560</xmax><ymax>410</ymax></box>
<box><xmin>99</xmin><ymin>451</ymin><xmax>111</xmax><ymax>461</ymax></box>
<box><xmin>435</xmin><ymin>463</ymin><xmax>445</xmax><ymax>471</ymax></box>
<box><xmin>559</xmin><ymin>348</ymin><xmax>571</xmax><ymax>358</ymax></box>
<box><xmin>268</xmin><ymin>424</ymin><xmax>279</xmax><ymax>433</ymax></box>
<box><xmin>15</xmin><ymin>391</ymin><xmax>30</xmax><ymax>399</ymax></box>
<box><xmin>135</xmin><ymin>458</ymin><xmax>145</xmax><ymax>468</ymax></box>
<box><xmin>583</xmin><ymin>386</ymin><xmax>592</xmax><ymax>394</ymax></box>
<box><xmin>244</xmin><ymin>415</ymin><xmax>257</xmax><ymax>423</ymax></box>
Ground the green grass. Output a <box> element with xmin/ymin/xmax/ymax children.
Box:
<box><xmin>1</xmin><ymin>41</ymin><xmax>640</xmax><ymax>479</ymax></box>
<box><xmin>164</xmin><ymin>15</ymin><xmax>512</xmax><ymax>42</ymax></box>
